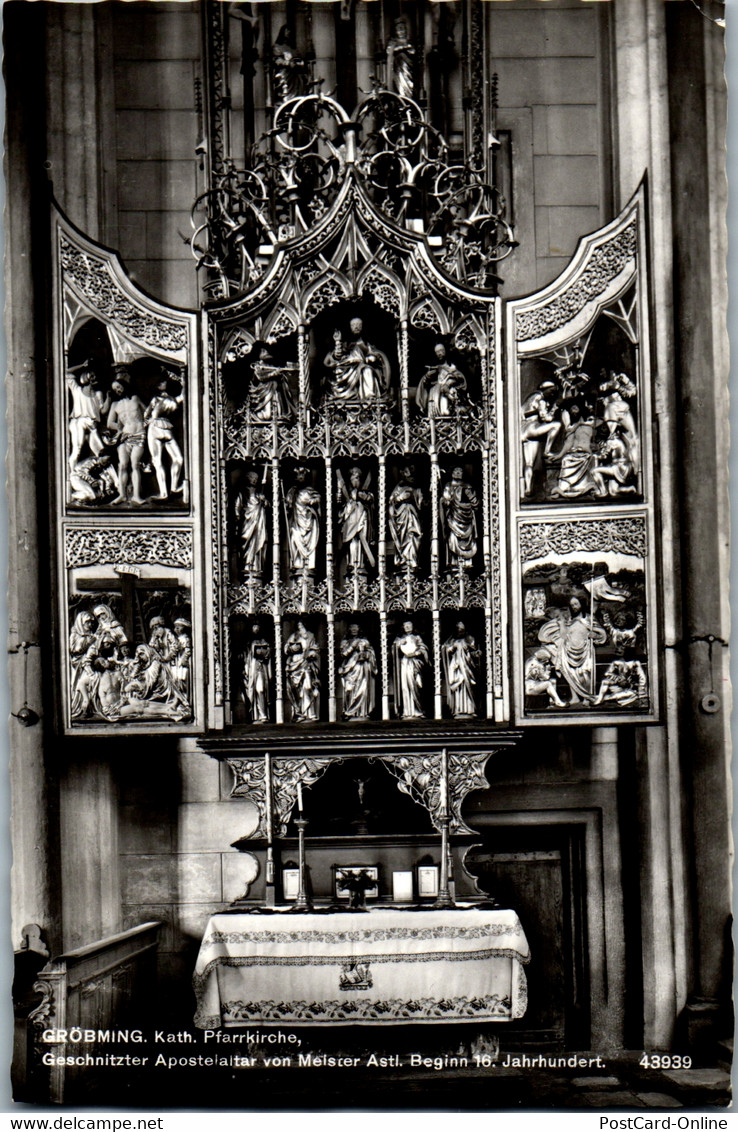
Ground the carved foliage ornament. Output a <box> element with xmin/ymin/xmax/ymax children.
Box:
<box><xmin>59</xmin><ymin>234</ymin><xmax>187</xmax><ymax>354</ymax></box>
<box><xmin>514</xmin><ymin>221</ymin><xmax>637</xmax><ymax>343</ymax></box>
<box><xmin>65</xmin><ymin>528</ymin><xmax>193</xmax><ymax>569</ymax></box>
<box><xmin>519</xmin><ymin>517</ymin><xmax>647</xmax><ymax>564</ymax></box>
<box><xmin>229</xmin><ymin>756</ymin><xmax>336</xmax><ymax>837</ymax></box>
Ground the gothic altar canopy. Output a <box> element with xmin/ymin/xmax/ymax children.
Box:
<box><xmin>52</xmin><ymin>79</ymin><xmax>660</xmax><ymax>738</ymax></box>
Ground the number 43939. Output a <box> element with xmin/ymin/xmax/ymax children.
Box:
<box><xmin>640</xmin><ymin>1053</ymin><xmax>692</xmax><ymax>1069</ymax></box>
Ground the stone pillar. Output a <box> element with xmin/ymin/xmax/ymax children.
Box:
<box><xmin>612</xmin><ymin>0</ymin><xmax>688</xmax><ymax>1048</ymax></box>
<box><xmin>665</xmin><ymin>2</ymin><xmax>731</xmax><ymax>1044</ymax></box>
<box><xmin>4</xmin><ymin>1</ymin><xmax>60</xmax><ymax>953</ymax></box>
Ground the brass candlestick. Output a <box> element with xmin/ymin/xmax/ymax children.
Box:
<box><xmin>434</xmin><ymin>813</ymin><xmax>455</xmax><ymax>909</ymax></box>
<box><xmin>264</xmin><ymin>753</ymin><xmax>276</xmax><ymax>907</ymax></box>
<box><xmin>293</xmin><ymin>816</ymin><xmax>312</xmax><ymax>912</ymax></box>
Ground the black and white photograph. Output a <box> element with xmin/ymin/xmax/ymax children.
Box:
<box><xmin>3</xmin><ymin>0</ymin><xmax>733</xmax><ymax>1117</ymax></box>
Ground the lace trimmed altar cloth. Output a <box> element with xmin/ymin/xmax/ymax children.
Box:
<box><xmin>193</xmin><ymin>907</ymin><xmax>530</xmax><ymax>1027</ymax></box>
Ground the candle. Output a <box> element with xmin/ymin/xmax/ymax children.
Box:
<box><xmin>297</xmin><ymin>780</ymin><xmax>303</xmax><ymax>812</ymax></box>
<box><xmin>265</xmin><ymin>753</ymin><xmax>273</xmax><ymax>843</ymax></box>
<box><xmin>440</xmin><ymin>748</ymin><xmax>448</xmax><ymax>816</ymax></box>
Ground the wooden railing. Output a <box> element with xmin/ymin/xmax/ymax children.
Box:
<box><xmin>25</xmin><ymin>922</ymin><xmax>161</xmax><ymax>1104</ymax></box>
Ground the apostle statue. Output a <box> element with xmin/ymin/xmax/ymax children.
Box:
<box><xmin>248</xmin><ymin>343</ymin><xmax>296</xmax><ymax>422</ymax></box>
<box><xmin>284</xmin><ymin>620</ymin><xmax>321</xmax><ymax>722</ymax></box>
<box><xmin>388</xmin><ymin>465</ymin><xmax>423</xmax><ymax>571</ymax></box>
<box><xmin>537</xmin><ymin>597</ymin><xmax>608</xmax><ymax>705</ymax></box>
<box><xmin>386</xmin><ymin>17</ymin><xmax>416</xmax><ymax>100</ymax></box>
<box><xmin>285</xmin><ymin>466</ymin><xmax>321</xmax><ymax>574</ymax></box>
<box><xmin>440</xmin><ymin>466</ymin><xmax>478</xmax><ymax>569</ymax></box>
<box><xmin>337</xmin><ymin>467</ymin><xmax>375</xmax><ymax>574</ymax></box>
<box><xmin>324</xmin><ymin>317</ymin><xmax>389</xmax><ymax>403</ymax></box>
<box><xmin>392</xmin><ymin>620</ymin><xmax>429</xmax><ymax>719</ymax></box>
<box><xmin>339</xmin><ymin>623</ymin><xmax>378</xmax><ymax>720</ymax></box>
<box><xmin>242</xmin><ymin>623</ymin><xmax>272</xmax><ymax>724</ymax></box>
<box><xmin>272</xmin><ymin>25</ymin><xmax>308</xmax><ymax>104</ymax></box>
<box><xmin>442</xmin><ymin>621</ymin><xmax>481</xmax><ymax>718</ymax></box>
<box><xmin>415</xmin><ymin>343</ymin><xmax>469</xmax><ymax>418</ymax></box>
<box><xmin>236</xmin><ymin>470</ymin><xmax>269</xmax><ymax>578</ymax></box>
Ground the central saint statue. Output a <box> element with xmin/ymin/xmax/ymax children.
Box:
<box><xmin>324</xmin><ymin>317</ymin><xmax>389</xmax><ymax>403</ymax></box>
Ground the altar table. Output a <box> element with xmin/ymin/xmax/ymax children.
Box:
<box><xmin>193</xmin><ymin>907</ymin><xmax>530</xmax><ymax>1027</ymax></box>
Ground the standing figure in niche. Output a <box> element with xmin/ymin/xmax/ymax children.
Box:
<box><xmin>324</xmin><ymin>318</ymin><xmax>389</xmax><ymax>402</ymax></box>
<box><xmin>236</xmin><ymin>470</ymin><xmax>269</xmax><ymax>578</ymax></box>
<box><xmin>66</xmin><ymin>361</ymin><xmax>111</xmax><ymax>473</ymax></box>
<box><xmin>272</xmin><ymin>25</ymin><xmax>307</xmax><ymax>104</ymax></box>
<box><xmin>520</xmin><ymin>381</ymin><xmax>562</xmax><ymax>497</ymax></box>
<box><xmin>392</xmin><ymin>620</ymin><xmax>430</xmax><ymax>719</ymax></box>
<box><xmin>107</xmin><ymin>368</ymin><xmax>146</xmax><ymax>505</ymax></box>
<box><xmin>171</xmin><ymin>617</ymin><xmax>192</xmax><ymax>693</ymax></box>
<box><xmin>388</xmin><ymin>465</ymin><xmax>423</xmax><ymax>571</ymax></box>
<box><xmin>386</xmin><ymin>17</ymin><xmax>416</xmax><ymax>99</ymax></box>
<box><xmin>284</xmin><ymin>620</ymin><xmax>321</xmax><ymax>722</ymax></box>
<box><xmin>285</xmin><ymin>466</ymin><xmax>321</xmax><ymax>574</ymax></box>
<box><xmin>69</xmin><ymin>609</ymin><xmax>99</xmax><ymax>719</ymax></box>
<box><xmin>338</xmin><ymin>467</ymin><xmax>374</xmax><ymax>574</ymax></box>
<box><xmin>248</xmin><ymin>344</ymin><xmax>296</xmax><ymax>421</ymax></box>
<box><xmin>415</xmin><ymin>343</ymin><xmax>469</xmax><ymax>418</ymax></box>
<box><xmin>144</xmin><ymin>370</ymin><xmax>185</xmax><ymax>500</ymax></box>
<box><xmin>242</xmin><ymin>623</ymin><xmax>272</xmax><ymax>724</ymax></box>
<box><xmin>442</xmin><ymin>621</ymin><xmax>481</xmax><ymax>718</ymax></box>
<box><xmin>538</xmin><ymin>597</ymin><xmax>607</xmax><ymax>705</ymax></box>
<box><xmin>339</xmin><ymin>623</ymin><xmax>377</xmax><ymax>720</ymax></box>
<box><xmin>441</xmin><ymin>466</ymin><xmax>478</xmax><ymax>569</ymax></box>
<box><xmin>148</xmin><ymin>615</ymin><xmax>177</xmax><ymax>663</ymax></box>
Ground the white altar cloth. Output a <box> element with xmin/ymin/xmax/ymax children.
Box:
<box><xmin>193</xmin><ymin>907</ymin><xmax>530</xmax><ymax>1027</ymax></box>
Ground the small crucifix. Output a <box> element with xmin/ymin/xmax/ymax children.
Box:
<box><xmin>76</xmin><ymin>566</ymin><xmax>183</xmax><ymax>643</ymax></box>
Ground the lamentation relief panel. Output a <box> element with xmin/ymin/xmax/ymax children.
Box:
<box><xmin>53</xmin><ymin>210</ymin><xmax>205</xmax><ymax>732</ymax></box>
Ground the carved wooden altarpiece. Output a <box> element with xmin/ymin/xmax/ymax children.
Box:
<box><xmin>50</xmin><ymin>85</ymin><xmax>660</xmax><ymax>863</ymax></box>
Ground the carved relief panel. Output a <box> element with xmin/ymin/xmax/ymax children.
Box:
<box><xmin>53</xmin><ymin>210</ymin><xmax>204</xmax><ymax>731</ymax></box>
<box><xmin>506</xmin><ymin>187</ymin><xmax>659</xmax><ymax>723</ymax></box>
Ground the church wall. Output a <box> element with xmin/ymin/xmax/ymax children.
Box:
<box><xmin>489</xmin><ymin>0</ymin><xmax>611</xmax><ymax>296</ymax></box>
<box><xmin>49</xmin><ymin>1</ymin><xmax>614</xmax><ymax>310</ymax></box>
<box><xmin>111</xmin><ymin>2</ymin><xmax>202</xmax><ymax>309</ymax></box>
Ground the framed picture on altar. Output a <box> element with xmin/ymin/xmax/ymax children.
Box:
<box><xmin>416</xmin><ymin>865</ymin><xmax>439</xmax><ymax>898</ymax></box>
<box><xmin>332</xmin><ymin>865</ymin><xmax>379</xmax><ymax>901</ymax></box>
<box><xmin>282</xmin><ymin>867</ymin><xmax>299</xmax><ymax>901</ymax></box>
